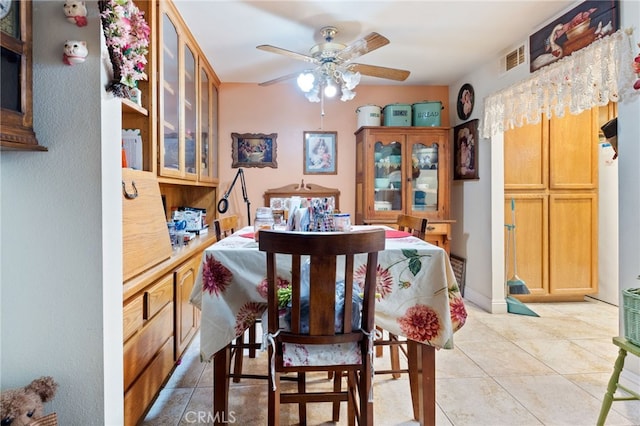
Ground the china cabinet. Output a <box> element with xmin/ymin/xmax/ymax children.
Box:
<box><xmin>120</xmin><ymin>2</ymin><xmax>220</xmax><ymax>424</ymax></box>
<box><xmin>355</xmin><ymin>126</ymin><xmax>453</xmax><ymax>253</ymax></box>
<box><xmin>0</xmin><ymin>0</ymin><xmax>44</xmax><ymax>150</ymax></box>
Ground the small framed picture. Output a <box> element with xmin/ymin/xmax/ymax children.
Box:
<box><xmin>231</xmin><ymin>132</ymin><xmax>277</xmax><ymax>168</ymax></box>
<box><xmin>457</xmin><ymin>83</ymin><xmax>474</xmax><ymax>120</ymax></box>
<box><xmin>453</xmin><ymin>119</ymin><xmax>479</xmax><ymax>180</ymax></box>
<box><xmin>303</xmin><ymin>131</ymin><xmax>337</xmax><ymax>175</ymax></box>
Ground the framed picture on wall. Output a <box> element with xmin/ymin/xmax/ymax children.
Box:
<box><xmin>303</xmin><ymin>131</ymin><xmax>337</xmax><ymax>175</ymax></box>
<box><xmin>453</xmin><ymin>119</ymin><xmax>479</xmax><ymax>180</ymax></box>
<box><xmin>529</xmin><ymin>0</ymin><xmax>619</xmax><ymax>73</ymax></box>
<box><xmin>231</xmin><ymin>132</ymin><xmax>278</xmax><ymax>168</ymax></box>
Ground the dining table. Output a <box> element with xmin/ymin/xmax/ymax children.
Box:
<box><xmin>189</xmin><ymin>225</ymin><xmax>467</xmax><ymax>425</ymax></box>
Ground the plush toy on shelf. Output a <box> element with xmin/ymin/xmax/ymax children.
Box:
<box><xmin>0</xmin><ymin>376</ymin><xmax>58</xmax><ymax>426</ymax></box>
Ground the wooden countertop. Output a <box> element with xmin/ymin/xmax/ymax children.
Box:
<box><xmin>123</xmin><ymin>231</ymin><xmax>217</xmax><ymax>301</ymax></box>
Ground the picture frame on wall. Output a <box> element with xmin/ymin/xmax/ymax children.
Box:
<box><xmin>303</xmin><ymin>131</ymin><xmax>337</xmax><ymax>175</ymax></box>
<box><xmin>456</xmin><ymin>83</ymin><xmax>474</xmax><ymax>120</ymax></box>
<box><xmin>231</xmin><ymin>132</ymin><xmax>278</xmax><ymax>168</ymax></box>
<box><xmin>453</xmin><ymin>119</ymin><xmax>479</xmax><ymax>180</ymax></box>
<box><xmin>529</xmin><ymin>0</ymin><xmax>619</xmax><ymax>73</ymax></box>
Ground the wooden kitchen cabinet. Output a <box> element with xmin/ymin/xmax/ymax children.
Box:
<box><xmin>504</xmin><ymin>107</ymin><xmax>604</xmax><ymax>301</ymax></box>
<box><xmin>174</xmin><ymin>255</ymin><xmax>201</xmax><ymax>358</ymax></box>
<box><xmin>355</xmin><ymin>126</ymin><xmax>453</xmax><ymax>253</ymax></box>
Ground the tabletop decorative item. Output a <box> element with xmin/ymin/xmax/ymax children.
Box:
<box><xmin>98</xmin><ymin>0</ymin><xmax>150</xmax><ymax>98</ymax></box>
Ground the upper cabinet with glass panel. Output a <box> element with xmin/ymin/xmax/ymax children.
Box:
<box><xmin>158</xmin><ymin>1</ymin><xmax>219</xmax><ymax>184</ymax></box>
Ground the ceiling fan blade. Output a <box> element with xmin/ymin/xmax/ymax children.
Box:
<box><xmin>258</xmin><ymin>71</ymin><xmax>303</xmax><ymax>86</ymax></box>
<box><xmin>257</xmin><ymin>44</ymin><xmax>317</xmax><ymax>64</ymax></box>
<box><xmin>336</xmin><ymin>32</ymin><xmax>390</xmax><ymax>62</ymax></box>
<box><xmin>348</xmin><ymin>63</ymin><xmax>410</xmax><ymax>81</ymax></box>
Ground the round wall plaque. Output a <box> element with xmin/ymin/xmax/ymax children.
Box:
<box><xmin>457</xmin><ymin>83</ymin><xmax>475</xmax><ymax>120</ymax></box>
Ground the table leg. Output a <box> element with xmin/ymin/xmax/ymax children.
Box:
<box><xmin>407</xmin><ymin>340</ymin><xmax>436</xmax><ymax>426</ymax></box>
<box><xmin>213</xmin><ymin>344</ymin><xmax>231</xmax><ymax>426</ymax></box>
<box><xmin>596</xmin><ymin>347</ymin><xmax>627</xmax><ymax>426</ymax></box>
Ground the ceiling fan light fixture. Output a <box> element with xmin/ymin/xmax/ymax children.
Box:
<box><xmin>341</xmin><ymin>70</ymin><xmax>361</xmax><ymax>91</ymax></box>
<box><xmin>324</xmin><ymin>81</ymin><xmax>337</xmax><ymax>98</ymax></box>
<box><xmin>297</xmin><ymin>72</ymin><xmax>315</xmax><ymax>93</ymax></box>
<box><xmin>340</xmin><ymin>86</ymin><xmax>356</xmax><ymax>101</ymax></box>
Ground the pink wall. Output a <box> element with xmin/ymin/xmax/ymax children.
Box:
<box><xmin>219</xmin><ymin>82</ymin><xmax>450</xmax><ymax>226</ymax></box>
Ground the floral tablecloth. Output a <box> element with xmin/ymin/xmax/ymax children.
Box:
<box><xmin>190</xmin><ymin>226</ymin><xmax>467</xmax><ymax>361</ymax></box>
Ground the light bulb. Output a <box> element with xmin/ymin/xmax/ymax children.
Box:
<box><xmin>324</xmin><ymin>83</ymin><xmax>337</xmax><ymax>98</ymax></box>
<box><xmin>297</xmin><ymin>72</ymin><xmax>315</xmax><ymax>93</ymax></box>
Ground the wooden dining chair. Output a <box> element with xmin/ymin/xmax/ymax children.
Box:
<box><xmin>259</xmin><ymin>229</ymin><xmax>385</xmax><ymax>426</ymax></box>
<box><xmin>213</xmin><ymin>215</ymin><xmax>238</xmax><ymax>240</ymax></box>
<box><xmin>396</xmin><ymin>213</ymin><xmax>428</xmax><ymax>240</ymax></box>
<box><xmin>213</xmin><ymin>215</ymin><xmax>260</xmax><ymax>383</ymax></box>
<box><xmin>374</xmin><ymin>214</ymin><xmax>430</xmax><ymax>379</ymax></box>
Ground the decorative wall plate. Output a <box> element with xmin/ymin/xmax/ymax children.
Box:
<box><xmin>457</xmin><ymin>83</ymin><xmax>474</xmax><ymax>120</ymax></box>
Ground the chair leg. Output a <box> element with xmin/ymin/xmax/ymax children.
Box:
<box><xmin>248</xmin><ymin>322</ymin><xmax>257</xmax><ymax>358</ymax></box>
<box><xmin>332</xmin><ymin>370</ymin><xmax>342</xmax><ymax>421</ymax></box>
<box><xmin>231</xmin><ymin>336</ymin><xmax>243</xmax><ymax>383</ymax></box>
<box><xmin>389</xmin><ymin>333</ymin><xmax>401</xmax><ymax>379</ymax></box>
<box><xmin>298</xmin><ymin>372</ymin><xmax>307</xmax><ymax>425</ymax></box>
<box><xmin>375</xmin><ymin>325</ymin><xmax>383</xmax><ymax>357</ymax></box>
<box><xmin>268</xmin><ymin>370</ymin><xmax>281</xmax><ymax>426</ymax></box>
<box><xmin>597</xmin><ymin>347</ymin><xmax>628</xmax><ymax>426</ymax></box>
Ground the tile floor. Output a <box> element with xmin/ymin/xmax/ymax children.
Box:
<box><xmin>142</xmin><ymin>298</ymin><xmax>640</xmax><ymax>425</ymax></box>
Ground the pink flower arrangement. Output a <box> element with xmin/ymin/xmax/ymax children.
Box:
<box><xmin>633</xmin><ymin>47</ymin><xmax>640</xmax><ymax>91</ymax></box>
<box><xmin>98</xmin><ymin>0</ymin><xmax>150</xmax><ymax>97</ymax></box>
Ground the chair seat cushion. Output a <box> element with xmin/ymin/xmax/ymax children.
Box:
<box><xmin>282</xmin><ymin>341</ymin><xmax>362</xmax><ymax>367</ymax></box>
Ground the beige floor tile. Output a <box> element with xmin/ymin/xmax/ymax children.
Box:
<box><xmin>436</xmin><ymin>377</ymin><xmax>543</xmax><ymax>425</ymax></box>
<box><xmin>141</xmin><ymin>387</ymin><xmax>193</xmax><ymax>425</ymax></box>
<box><xmin>474</xmin><ymin>315</ymin><xmax>560</xmax><ymax>341</ymax></box>
<box><xmin>436</xmin><ymin>347</ymin><xmax>488</xmax><ymax>379</ymax></box>
<box><xmin>495</xmin><ymin>375</ymin><xmax>637</xmax><ymax>426</ymax></box>
<box><xmin>456</xmin><ymin>340</ymin><xmax>555</xmax><ymax>377</ymax></box>
<box><xmin>512</xmin><ymin>339</ymin><xmax>614</xmax><ymax>374</ymax></box>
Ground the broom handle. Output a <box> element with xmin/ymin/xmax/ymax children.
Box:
<box><xmin>511</xmin><ymin>199</ymin><xmax>518</xmax><ymax>275</ymax></box>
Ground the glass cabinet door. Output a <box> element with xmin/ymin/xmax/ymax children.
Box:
<box><xmin>198</xmin><ymin>66</ymin><xmax>218</xmax><ymax>183</ymax></box>
<box><xmin>410</xmin><ymin>142</ymin><xmax>439</xmax><ymax>213</ymax></box>
<box><xmin>183</xmin><ymin>42</ymin><xmax>197</xmax><ymax>179</ymax></box>
<box><xmin>160</xmin><ymin>12</ymin><xmax>180</xmax><ymax>177</ymax></box>
<box><xmin>198</xmin><ymin>67</ymin><xmax>212</xmax><ymax>181</ymax></box>
<box><xmin>372</xmin><ymin>139</ymin><xmax>403</xmax><ymax>212</ymax></box>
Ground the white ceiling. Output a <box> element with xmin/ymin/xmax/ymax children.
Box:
<box><xmin>173</xmin><ymin>0</ymin><xmax>576</xmax><ymax>87</ymax></box>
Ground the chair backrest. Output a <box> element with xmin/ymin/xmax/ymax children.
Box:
<box><xmin>214</xmin><ymin>215</ymin><xmax>238</xmax><ymax>241</ymax></box>
<box><xmin>259</xmin><ymin>229</ymin><xmax>385</xmax><ymax>345</ymax></box>
<box><xmin>396</xmin><ymin>214</ymin><xmax>428</xmax><ymax>240</ymax></box>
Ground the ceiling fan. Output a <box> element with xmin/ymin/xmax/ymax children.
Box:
<box><xmin>257</xmin><ymin>26</ymin><xmax>410</xmax><ymax>101</ymax></box>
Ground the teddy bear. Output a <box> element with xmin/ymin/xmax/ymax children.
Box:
<box><xmin>0</xmin><ymin>376</ymin><xmax>58</xmax><ymax>426</ymax></box>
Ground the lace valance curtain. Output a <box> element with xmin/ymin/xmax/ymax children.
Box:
<box><xmin>481</xmin><ymin>29</ymin><xmax>639</xmax><ymax>138</ymax></box>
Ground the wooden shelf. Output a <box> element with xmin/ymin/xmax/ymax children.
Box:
<box><xmin>122</xmin><ymin>99</ymin><xmax>148</xmax><ymax>116</ymax></box>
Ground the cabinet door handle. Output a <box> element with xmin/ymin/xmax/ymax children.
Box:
<box><xmin>122</xmin><ymin>180</ymin><xmax>138</xmax><ymax>199</ymax></box>
<box><xmin>427</xmin><ymin>226</ymin><xmax>436</xmax><ymax>231</ymax></box>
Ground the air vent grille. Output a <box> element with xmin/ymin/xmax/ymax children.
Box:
<box><xmin>505</xmin><ymin>45</ymin><xmax>525</xmax><ymax>71</ymax></box>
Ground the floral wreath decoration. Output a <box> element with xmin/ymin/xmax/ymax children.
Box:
<box><xmin>98</xmin><ymin>0</ymin><xmax>150</xmax><ymax>98</ymax></box>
